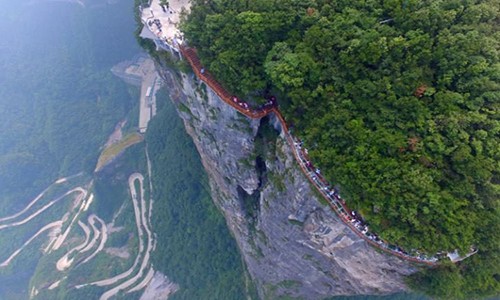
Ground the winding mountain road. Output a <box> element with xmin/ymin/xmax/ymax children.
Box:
<box><xmin>56</xmin><ymin>221</ymin><xmax>91</xmax><ymax>271</ymax></box>
<box><xmin>79</xmin><ymin>215</ymin><xmax>102</xmax><ymax>254</ymax></box>
<box><xmin>81</xmin><ymin>215</ymin><xmax>107</xmax><ymax>264</ymax></box>
<box><xmin>77</xmin><ymin>173</ymin><xmax>155</xmax><ymax>300</ymax></box>
<box><xmin>0</xmin><ymin>184</ymin><xmax>89</xmax><ymax>268</ymax></box>
<box><xmin>50</xmin><ymin>190</ymin><xmax>89</xmax><ymax>252</ymax></box>
<box><xmin>0</xmin><ymin>221</ymin><xmax>63</xmax><ymax>267</ymax></box>
<box><xmin>0</xmin><ymin>188</ymin><xmax>86</xmax><ymax>231</ymax></box>
<box><xmin>0</xmin><ymin>174</ymin><xmax>80</xmax><ymax>223</ymax></box>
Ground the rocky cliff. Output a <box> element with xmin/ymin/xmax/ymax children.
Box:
<box><xmin>155</xmin><ymin>60</ymin><xmax>417</xmax><ymax>299</ymax></box>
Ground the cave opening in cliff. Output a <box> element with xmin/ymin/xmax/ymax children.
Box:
<box><xmin>255</xmin><ymin>115</ymin><xmax>280</xmax><ymax>188</ymax></box>
<box><xmin>237</xmin><ymin>185</ymin><xmax>260</xmax><ymax>223</ymax></box>
<box><xmin>255</xmin><ymin>156</ymin><xmax>267</xmax><ymax>189</ymax></box>
<box><xmin>254</xmin><ymin>116</ymin><xmax>279</xmax><ymax>160</ymax></box>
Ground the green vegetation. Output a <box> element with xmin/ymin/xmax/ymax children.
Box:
<box><xmin>95</xmin><ymin>133</ymin><xmax>144</xmax><ymax>171</ymax></box>
<box><xmin>146</xmin><ymin>89</ymin><xmax>248</xmax><ymax>299</ymax></box>
<box><xmin>29</xmin><ymin>141</ymin><xmax>147</xmax><ymax>300</ymax></box>
<box><xmin>182</xmin><ymin>0</ymin><xmax>499</xmax><ymax>298</ymax></box>
<box><xmin>93</xmin><ymin>142</ymin><xmax>147</xmax><ymax>223</ymax></box>
<box><xmin>0</xmin><ymin>0</ymin><xmax>139</xmax><ymax>213</ymax></box>
<box><xmin>135</xmin><ymin>0</ymin><xmax>190</xmax><ymax>75</ymax></box>
<box><xmin>0</xmin><ymin>0</ymin><xmax>140</xmax><ymax>298</ymax></box>
<box><xmin>328</xmin><ymin>294</ymin><xmax>428</xmax><ymax>300</ymax></box>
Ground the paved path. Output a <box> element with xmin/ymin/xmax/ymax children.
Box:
<box><xmin>50</xmin><ymin>190</ymin><xmax>89</xmax><ymax>252</ymax></box>
<box><xmin>140</xmin><ymin>0</ymin><xmax>190</xmax><ymax>44</ymax></box>
<box><xmin>128</xmin><ymin>267</ymin><xmax>155</xmax><ymax>293</ymax></box>
<box><xmin>80</xmin><ymin>215</ymin><xmax>107</xmax><ymax>265</ymax></box>
<box><xmin>79</xmin><ymin>215</ymin><xmax>102</xmax><ymax>254</ymax></box>
<box><xmin>138</xmin><ymin>59</ymin><xmax>159</xmax><ymax>133</ymax></box>
<box><xmin>77</xmin><ymin>173</ymin><xmax>156</xmax><ymax>299</ymax></box>
<box><xmin>0</xmin><ymin>188</ymin><xmax>85</xmax><ymax>231</ymax></box>
<box><xmin>179</xmin><ymin>46</ymin><xmax>444</xmax><ymax>266</ymax></box>
<box><xmin>0</xmin><ymin>221</ymin><xmax>63</xmax><ymax>267</ymax></box>
<box><xmin>98</xmin><ymin>173</ymin><xmax>155</xmax><ymax>300</ymax></box>
<box><xmin>56</xmin><ymin>221</ymin><xmax>91</xmax><ymax>271</ymax></box>
<box><xmin>0</xmin><ymin>174</ymin><xmax>81</xmax><ymax>223</ymax></box>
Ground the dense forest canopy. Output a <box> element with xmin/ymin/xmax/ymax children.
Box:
<box><xmin>182</xmin><ymin>0</ymin><xmax>499</xmax><ymax>298</ymax></box>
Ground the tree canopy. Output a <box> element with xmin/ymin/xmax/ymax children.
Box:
<box><xmin>181</xmin><ymin>0</ymin><xmax>499</xmax><ymax>298</ymax></box>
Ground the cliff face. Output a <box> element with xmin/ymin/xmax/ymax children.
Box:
<box><xmin>156</xmin><ymin>63</ymin><xmax>417</xmax><ymax>299</ymax></box>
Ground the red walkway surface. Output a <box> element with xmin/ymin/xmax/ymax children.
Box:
<box><xmin>179</xmin><ymin>46</ymin><xmax>439</xmax><ymax>266</ymax></box>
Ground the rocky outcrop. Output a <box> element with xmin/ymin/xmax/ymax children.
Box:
<box><xmin>156</xmin><ymin>62</ymin><xmax>416</xmax><ymax>299</ymax></box>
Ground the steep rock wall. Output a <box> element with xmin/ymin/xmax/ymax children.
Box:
<box><xmin>156</xmin><ymin>63</ymin><xmax>417</xmax><ymax>299</ymax></box>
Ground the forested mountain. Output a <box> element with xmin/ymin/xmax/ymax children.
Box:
<box><xmin>181</xmin><ymin>0</ymin><xmax>499</xmax><ymax>298</ymax></box>
<box><xmin>0</xmin><ymin>0</ymin><xmax>139</xmax><ymax>212</ymax></box>
<box><xmin>0</xmin><ymin>1</ymin><xmax>141</xmax><ymax>297</ymax></box>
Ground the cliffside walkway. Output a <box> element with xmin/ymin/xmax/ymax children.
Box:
<box><xmin>179</xmin><ymin>46</ymin><xmax>443</xmax><ymax>266</ymax></box>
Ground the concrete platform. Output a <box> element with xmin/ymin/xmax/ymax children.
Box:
<box><xmin>140</xmin><ymin>0</ymin><xmax>190</xmax><ymax>48</ymax></box>
<box><xmin>138</xmin><ymin>58</ymin><xmax>160</xmax><ymax>133</ymax></box>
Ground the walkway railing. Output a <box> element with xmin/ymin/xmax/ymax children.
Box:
<box><xmin>179</xmin><ymin>45</ymin><xmax>447</xmax><ymax>266</ymax></box>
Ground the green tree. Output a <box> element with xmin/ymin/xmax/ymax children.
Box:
<box><xmin>180</xmin><ymin>0</ymin><xmax>500</xmax><ymax>298</ymax></box>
